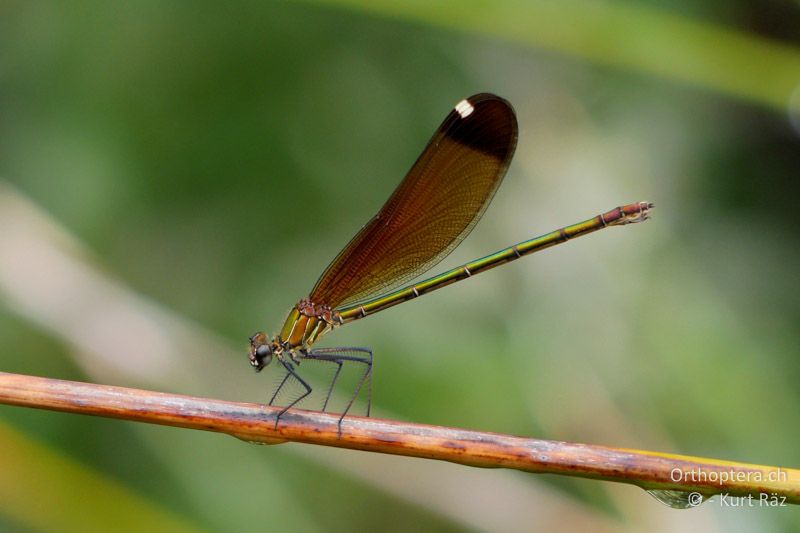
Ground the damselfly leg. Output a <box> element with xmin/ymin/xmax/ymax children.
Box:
<box><xmin>269</xmin><ymin>348</ymin><xmax>373</xmax><ymax>432</ymax></box>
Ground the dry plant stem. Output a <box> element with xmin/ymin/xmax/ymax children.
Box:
<box><xmin>1</xmin><ymin>371</ymin><xmax>798</xmax><ymax>503</ymax></box>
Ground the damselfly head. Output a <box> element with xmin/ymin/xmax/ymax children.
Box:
<box><xmin>248</xmin><ymin>332</ymin><xmax>274</xmax><ymax>372</ymax></box>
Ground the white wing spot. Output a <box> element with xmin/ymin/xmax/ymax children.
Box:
<box><xmin>455</xmin><ymin>99</ymin><xmax>474</xmax><ymax>118</ymax></box>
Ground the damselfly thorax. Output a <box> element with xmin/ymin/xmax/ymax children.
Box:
<box><xmin>248</xmin><ymin>299</ymin><xmax>342</xmax><ymax>365</ymax></box>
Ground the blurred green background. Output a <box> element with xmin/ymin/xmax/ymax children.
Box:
<box><xmin>1</xmin><ymin>1</ymin><xmax>799</xmax><ymax>531</ymax></box>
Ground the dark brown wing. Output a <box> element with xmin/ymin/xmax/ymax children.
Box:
<box><xmin>310</xmin><ymin>93</ymin><xmax>518</xmax><ymax>309</ymax></box>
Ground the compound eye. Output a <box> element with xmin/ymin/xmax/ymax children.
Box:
<box><xmin>256</xmin><ymin>344</ymin><xmax>272</xmax><ymax>358</ymax></box>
